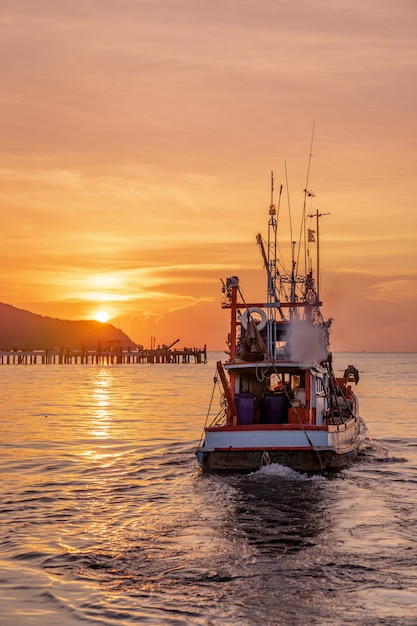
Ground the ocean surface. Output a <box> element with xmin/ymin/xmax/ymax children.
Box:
<box><xmin>0</xmin><ymin>352</ymin><xmax>416</xmax><ymax>625</ymax></box>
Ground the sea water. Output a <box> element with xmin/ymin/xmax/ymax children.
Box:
<box><xmin>0</xmin><ymin>352</ymin><xmax>416</xmax><ymax>625</ymax></box>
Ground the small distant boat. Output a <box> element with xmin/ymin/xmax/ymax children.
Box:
<box><xmin>196</xmin><ymin>175</ymin><xmax>366</xmax><ymax>472</ymax></box>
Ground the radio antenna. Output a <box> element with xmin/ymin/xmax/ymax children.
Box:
<box><xmin>304</xmin><ymin>118</ymin><xmax>316</xmax><ymax>195</ymax></box>
<box><xmin>284</xmin><ymin>161</ymin><xmax>293</xmax><ymax>245</ymax></box>
<box><xmin>297</xmin><ymin>119</ymin><xmax>316</xmax><ymax>274</ymax></box>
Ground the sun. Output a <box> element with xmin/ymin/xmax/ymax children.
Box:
<box><xmin>95</xmin><ymin>310</ymin><xmax>110</xmax><ymax>323</ymax></box>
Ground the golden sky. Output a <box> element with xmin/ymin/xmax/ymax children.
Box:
<box><xmin>1</xmin><ymin>0</ymin><xmax>416</xmax><ymax>351</ymax></box>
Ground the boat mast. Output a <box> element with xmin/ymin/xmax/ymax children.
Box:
<box><xmin>308</xmin><ymin>208</ymin><xmax>329</xmax><ymax>301</ymax></box>
<box><xmin>267</xmin><ymin>172</ymin><xmax>278</xmax><ymax>306</ymax></box>
<box><xmin>267</xmin><ymin>173</ymin><xmax>283</xmax><ymax>356</ymax></box>
<box><xmin>256</xmin><ymin>172</ymin><xmax>283</xmax><ymax>357</ymax></box>
<box><xmin>300</xmin><ymin>120</ymin><xmax>316</xmax><ymax>278</ymax></box>
<box><xmin>289</xmin><ymin>241</ymin><xmax>297</xmax><ymax>320</ymax></box>
<box><xmin>267</xmin><ymin>172</ymin><xmax>277</xmax><ymax>357</ymax></box>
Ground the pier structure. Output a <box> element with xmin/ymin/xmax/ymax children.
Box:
<box><xmin>0</xmin><ymin>345</ymin><xmax>207</xmax><ymax>365</ymax></box>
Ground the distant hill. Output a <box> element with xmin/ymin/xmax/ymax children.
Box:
<box><xmin>0</xmin><ymin>302</ymin><xmax>138</xmax><ymax>350</ymax></box>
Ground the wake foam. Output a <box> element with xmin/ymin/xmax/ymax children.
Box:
<box><xmin>251</xmin><ymin>463</ymin><xmax>325</xmax><ymax>481</ymax></box>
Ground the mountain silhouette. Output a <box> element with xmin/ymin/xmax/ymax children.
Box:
<box><xmin>0</xmin><ymin>302</ymin><xmax>138</xmax><ymax>350</ymax></box>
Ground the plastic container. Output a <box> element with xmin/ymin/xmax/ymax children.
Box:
<box><xmin>235</xmin><ymin>393</ymin><xmax>257</xmax><ymax>425</ymax></box>
<box><xmin>261</xmin><ymin>394</ymin><xmax>289</xmax><ymax>424</ymax></box>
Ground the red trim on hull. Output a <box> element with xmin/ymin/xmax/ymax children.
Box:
<box><xmin>207</xmin><ymin>446</ymin><xmax>315</xmax><ymax>451</ymax></box>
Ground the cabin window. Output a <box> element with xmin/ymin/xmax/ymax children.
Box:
<box><xmin>290</xmin><ymin>372</ymin><xmax>305</xmax><ymax>391</ymax></box>
<box><xmin>276</xmin><ymin>340</ymin><xmax>286</xmax><ymax>356</ymax></box>
<box><xmin>268</xmin><ymin>371</ymin><xmax>291</xmax><ymax>392</ymax></box>
<box><xmin>269</xmin><ymin>373</ymin><xmax>282</xmax><ymax>391</ymax></box>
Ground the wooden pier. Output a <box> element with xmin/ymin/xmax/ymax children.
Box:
<box><xmin>0</xmin><ymin>345</ymin><xmax>207</xmax><ymax>365</ymax></box>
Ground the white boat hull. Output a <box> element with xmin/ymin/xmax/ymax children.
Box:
<box><xmin>196</xmin><ymin>417</ymin><xmax>360</xmax><ymax>472</ymax></box>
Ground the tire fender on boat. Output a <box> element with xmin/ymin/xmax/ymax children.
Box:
<box><xmin>239</xmin><ymin>307</ymin><xmax>267</xmax><ymax>331</ymax></box>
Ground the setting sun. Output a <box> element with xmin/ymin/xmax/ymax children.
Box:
<box><xmin>0</xmin><ymin>1</ymin><xmax>415</xmax><ymax>352</ymax></box>
<box><xmin>95</xmin><ymin>310</ymin><xmax>110</xmax><ymax>323</ymax></box>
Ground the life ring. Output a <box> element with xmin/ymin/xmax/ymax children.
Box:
<box><xmin>240</xmin><ymin>307</ymin><xmax>267</xmax><ymax>331</ymax></box>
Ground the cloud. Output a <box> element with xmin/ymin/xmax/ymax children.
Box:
<box><xmin>0</xmin><ymin>0</ymin><xmax>415</xmax><ymax>350</ymax></box>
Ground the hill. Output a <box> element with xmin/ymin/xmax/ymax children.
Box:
<box><xmin>0</xmin><ymin>302</ymin><xmax>138</xmax><ymax>350</ymax></box>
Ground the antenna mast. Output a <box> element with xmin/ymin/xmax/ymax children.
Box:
<box><xmin>308</xmin><ymin>208</ymin><xmax>330</xmax><ymax>300</ymax></box>
<box><xmin>299</xmin><ymin>119</ymin><xmax>316</xmax><ymax>275</ymax></box>
<box><xmin>268</xmin><ymin>171</ymin><xmax>278</xmax><ymax>305</ymax></box>
<box><xmin>256</xmin><ymin>172</ymin><xmax>284</xmax><ymax>357</ymax></box>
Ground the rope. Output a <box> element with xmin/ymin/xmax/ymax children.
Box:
<box><xmin>197</xmin><ymin>368</ymin><xmax>221</xmax><ymax>447</ymax></box>
<box><xmin>260</xmin><ymin>450</ymin><xmax>271</xmax><ymax>468</ymax></box>
<box><xmin>267</xmin><ymin>365</ymin><xmax>325</xmax><ymax>472</ymax></box>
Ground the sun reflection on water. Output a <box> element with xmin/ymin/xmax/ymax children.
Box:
<box><xmin>91</xmin><ymin>368</ymin><xmax>113</xmax><ymax>439</ymax></box>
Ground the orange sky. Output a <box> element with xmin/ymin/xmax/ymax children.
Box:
<box><xmin>1</xmin><ymin>1</ymin><xmax>416</xmax><ymax>352</ymax></box>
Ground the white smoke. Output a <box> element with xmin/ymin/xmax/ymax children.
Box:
<box><xmin>286</xmin><ymin>321</ymin><xmax>328</xmax><ymax>364</ymax></box>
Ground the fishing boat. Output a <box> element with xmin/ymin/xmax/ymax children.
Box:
<box><xmin>196</xmin><ymin>176</ymin><xmax>365</xmax><ymax>472</ymax></box>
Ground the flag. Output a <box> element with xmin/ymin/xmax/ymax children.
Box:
<box><xmin>308</xmin><ymin>228</ymin><xmax>316</xmax><ymax>243</ymax></box>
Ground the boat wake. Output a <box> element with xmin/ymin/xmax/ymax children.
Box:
<box><xmin>251</xmin><ymin>463</ymin><xmax>325</xmax><ymax>481</ymax></box>
<box><xmin>357</xmin><ymin>417</ymin><xmax>389</xmax><ymax>460</ymax></box>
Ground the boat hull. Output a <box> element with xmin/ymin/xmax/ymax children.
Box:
<box><xmin>195</xmin><ymin>419</ymin><xmax>360</xmax><ymax>472</ymax></box>
<box><xmin>196</xmin><ymin>445</ymin><xmax>358</xmax><ymax>472</ymax></box>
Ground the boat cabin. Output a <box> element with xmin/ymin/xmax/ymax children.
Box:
<box><xmin>223</xmin><ymin>360</ymin><xmax>354</xmax><ymax>430</ymax></box>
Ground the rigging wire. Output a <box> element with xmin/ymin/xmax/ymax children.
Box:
<box><xmin>198</xmin><ymin>368</ymin><xmax>224</xmax><ymax>444</ymax></box>
<box><xmin>267</xmin><ymin>364</ymin><xmax>325</xmax><ymax>473</ymax></box>
<box><xmin>258</xmin><ymin>232</ymin><xmax>291</xmax><ymax>283</ymax></box>
<box><xmin>296</xmin><ymin>119</ymin><xmax>316</xmax><ymax>276</ymax></box>
<box><xmin>284</xmin><ymin>161</ymin><xmax>293</xmax><ymax>246</ymax></box>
